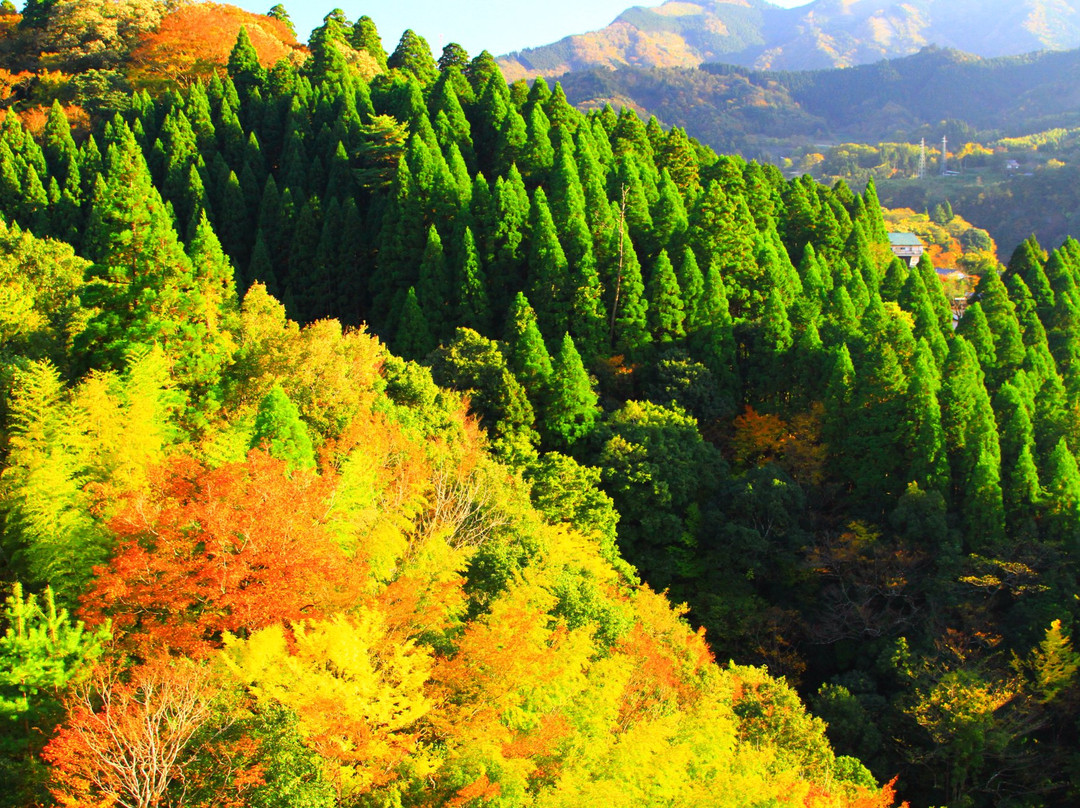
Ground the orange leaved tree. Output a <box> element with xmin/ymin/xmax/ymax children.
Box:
<box><xmin>129</xmin><ymin>2</ymin><xmax>300</xmax><ymax>90</ymax></box>
<box><xmin>44</xmin><ymin>656</ymin><xmax>219</xmax><ymax>808</ymax></box>
<box><xmin>80</xmin><ymin>451</ymin><xmax>361</xmax><ymax>655</ymax></box>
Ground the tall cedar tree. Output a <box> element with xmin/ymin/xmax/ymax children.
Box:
<box><xmin>543</xmin><ymin>333</ymin><xmax>598</xmax><ymax>450</ymax></box>
<box><xmin>504</xmin><ymin>292</ymin><xmax>553</xmax><ymax>392</ymax></box>
<box><xmin>941</xmin><ymin>336</ymin><xmax>1006</xmax><ymax>548</ymax></box>
<box><xmin>647</xmin><ymin>250</ymin><xmax>686</xmax><ymax>344</ymax></box>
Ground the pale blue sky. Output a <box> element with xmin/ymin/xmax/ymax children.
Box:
<box><xmin>234</xmin><ymin>0</ymin><xmax>813</xmax><ymax>58</ymax></box>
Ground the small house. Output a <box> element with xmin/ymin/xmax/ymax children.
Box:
<box><xmin>888</xmin><ymin>232</ymin><xmax>924</xmax><ymax>267</ymax></box>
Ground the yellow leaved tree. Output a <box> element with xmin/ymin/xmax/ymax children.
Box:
<box><xmin>222</xmin><ymin>610</ymin><xmax>434</xmax><ymax>800</ymax></box>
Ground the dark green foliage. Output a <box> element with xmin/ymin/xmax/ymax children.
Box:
<box><xmin>521</xmin><ymin>104</ymin><xmax>555</xmax><ymax>181</ymax></box>
<box><xmin>905</xmin><ymin>340</ymin><xmax>949</xmax><ymax>495</ymax></box>
<box><xmin>79</xmin><ymin>126</ymin><xmax>232</xmax><ymax>399</ymax></box>
<box><xmin>504</xmin><ymin>292</ymin><xmax>553</xmax><ymax>393</ymax></box>
<box><xmin>677</xmin><ymin>246</ymin><xmax>705</xmax><ymax>330</ymax></box>
<box><xmin>941</xmin><ymin>336</ymin><xmax>1006</xmax><ymax>549</ymax></box>
<box><xmin>645</xmin><ymin>349</ymin><xmax>728</xmax><ymax>422</ymax></box>
<box><xmin>995</xmin><ymin>381</ymin><xmax>1042</xmax><ymax>537</ymax></box>
<box><xmin>351</xmin><ymin>15</ymin><xmax>388</xmax><ymax>69</ymax></box>
<box><xmin>438</xmin><ymin>43</ymin><xmax>470</xmax><ymax>74</ymax></box>
<box><xmin>652</xmin><ymin>169</ymin><xmax>688</xmax><ymax>255</ymax></box>
<box><xmin>527</xmin><ymin>187</ymin><xmax>571</xmax><ymax>340</ymax></box>
<box><xmin>428</xmin><ymin>328</ymin><xmax>535</xmax><ymax>446</ymax></box>
<box><xmin>1044</xmin><ymin>438</ymin><xmax>1080</xmax><ymax>550</ymax></box>
<box><xmin>307</xmin><ymin>10</ymin><xmax>353</xmax><ymax>88</ymax></box>
<box><xmin>611</xmin><ymin>153</ymin><xmax>653</xmax><ymax>254</ymax></box>
<box><xmin>394</xmin><ymin>286</ymin><xmax>435</xmax><ymax>361</ymax></box>
<box><xmin>416</xmin><ymin>224</ymin><xmax>452</xmax><ymax>339</ymax></box>
<box><xmin>859</xmin><ymin>178</ymin><xmax>887</xmax><ymax>239</ymax></box>
<box><xmin>247</xmin><ymin>232</ymin><xmax>277</xmax><ymax>295</ymax></box>
<box><xmin>956</xmin><ymin>302</ymin><xmax>997</xmax><ymax>380</ymax></box>
<box><xmin>597</xmin><ymin>400</ymin><xmax>722</xmax><ymax>586</ymax></box>
<box><xmin>18</xmin><ymin>0</ymin><xmax>52</xmax><ymax>30</ymax></box>
<box><xmin>604</xmin><ymin>223</ymin><xmax>650</xmax><ymax>357</ymax></box>
<box><xmin>455</xmin><ymin>227</ymin><xmax>490</xmax><ymax>332</ymax></box>
<box><xmin>688</xmin><ymin>177</ymin><xmax>758</xmax><ymax>318</ymax></box>
<box><xmin>812</xmin><ymin>677</ymin><xmax>886</xmax><ymax>774</ymax></box>
<box><xmin>974</xmin><ymin>269</ymin><xmax>1025</xmax><ymax>385</ymax></box>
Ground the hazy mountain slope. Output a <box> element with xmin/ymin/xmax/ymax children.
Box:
<box><xmin>557</xmin><ymin>45</ymin><xmax>1080</xmax><ymax>154</ymax></box>
<box><xmin>497</xmin><ymin>0</ymin><xmax>776</xmax><ymax>81</ymax></box>
<box><xmin>498</xmin><ymin>0</ymin><xmax>1080</xmax><ymax>80</ymax></box>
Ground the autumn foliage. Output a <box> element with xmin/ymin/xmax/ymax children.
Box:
<box><xmin>730</xmin><ymin>404</ymin><xmax>827</xmax><ymax>485</ymax></box>
<box><xmin>44</xmin><ymin>656</ymin><xmax>219</xmax><ymax>808</ymax></box>
<box><xmin>17</xmin><ymin>102</ymin><xmax>89</xmax><ymax>140</ymax></box>
<box><xmin>129</xmin><ymin>3</ymin><xmax>300</xmax><ymax>89</ymax></box>
<box><xmin>44</xmin><ymin>369</ymin><xmax>899</xmax><ymax>807</ymax></box>
<box><xmin>80</xmin><ymin>451</ymin><xmax>361</xmax><ymax>656</ymax></box>
<box><xmin>0</xmin><ymin>9</ymin><xmax>939</xmax><ymax>799</ymax></box>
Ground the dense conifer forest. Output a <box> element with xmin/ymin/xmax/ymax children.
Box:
<box><xmin>0</xmin><ymin>3</ymin><xmax>1079</xmax><ymax>807</ymax></box>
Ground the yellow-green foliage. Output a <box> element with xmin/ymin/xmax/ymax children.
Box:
<box><xmin>0</xmin><ymin>217</ymin><xmax>89</xmax><ymax>364</ymax></box>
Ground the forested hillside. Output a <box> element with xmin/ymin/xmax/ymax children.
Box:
<box><xmin>556</xmin><ymin>45</ymin><xmax>1080</xmax><ymax>256</ymax></box>
<box><xmin>0</xmin><ymin>3</ymin><xmax>1079</xmax><ymax>808</ymax></box>
<box><xmin>556</xmin><ymin>46</ymin><xmax>1080</xmax><ymax>159</ymax></box>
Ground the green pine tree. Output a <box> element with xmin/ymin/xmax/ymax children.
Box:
<box><xmin>456</xmin><ymin>226</ymin><xmax>490</xmax><ymax>333</ymax></box>
<box><xmin>521</xmin><ymin>103</ymin><xmax>555</xmax><ymax>181</ymax></box>
<box><xmin>388</xmin><ymin>29</ymin><xmax>439</xmax><ymax>85</ymax></box>
<box><xmin>79</xmin><ymin>126</ymin><xmax>221</xmax><ymax>395</ymax></box>
<box><xmin>1043</xmin><ymin>438</ymin><xmax>1080</xmax><ymax>549</ymax></box>
<box><xmin>905</xmin><ymin>340</ymin><xmax>950</xmax><ymax>495</ymax></box>
<box><xmin>250</xmin><ymin>384</ymin><xmax>316</xmax><ymax>469</ymax></box>
<box><xmin>351</xmin><ymin>15</ymin><xmax>388</xmax><ymax>69</ymax></box>
<box><xmin>394</xmin><ymin>286</ymin><xmax>435</xmax><ymax>361</ymax></box>
<box><xmin>416</xmin><ymin>224</ymin><xmax>453</xmax><ymax>341</ymax></box>
<box><xmin>941</xmin><ymin>336</ymin><xmax>1006</xmax><ymax>548</ymax></box>
<box><xmin>527</xmin><ymin>187</ymin><xmax>571</xmax><ymax>339</ymax></box>
<box><xmin>956</xmin><ymin>302</ymin><xmax>998</xmax><ymax>383</ymax></box>
<box><xmin>652</xmin><ymin>169</ymin><xmax>688</xmax><ymax>256</ymax></box>
<box><xmin>646</xmin><ymin>250</ymin><xmax>686</xmax><ymax>343</ymax></box>
<box><xmin>227</xmin><ymin>26</ymin><xmax>267</xmax><ymax>99</ymax></box>
<box><xmin>0</xmin><ymin>582</ymin><xmax>110</xmax><ymax>741</ymax></box>
<box><xmin>505</xmin><ymin>292</ymin><xmax>554</xmax><ymax>392</ymax></box>
<box><xmin>543</xmin><ymin>333</ymin><xmax>598</xmax><ymax>450</ymax></box>
<box><xmin>677</xmin><ymin>246</ymin><xmax>705</xmax><ymax>331</ymax></box>
<box><xmin>605</xmin><ymin>223</ymin><xmax>650</xmax><ymax>357</ymax></box>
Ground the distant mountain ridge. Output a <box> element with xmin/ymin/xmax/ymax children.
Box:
<box><xmin>554</xmin><ymin>45</ymin><xmax>1080</xmax><ymax>155</ymax></box>
<box><xmin>497</xmin><ymin>0</ymin><xmax>1080</xmax><ymax>80</ymax></box>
